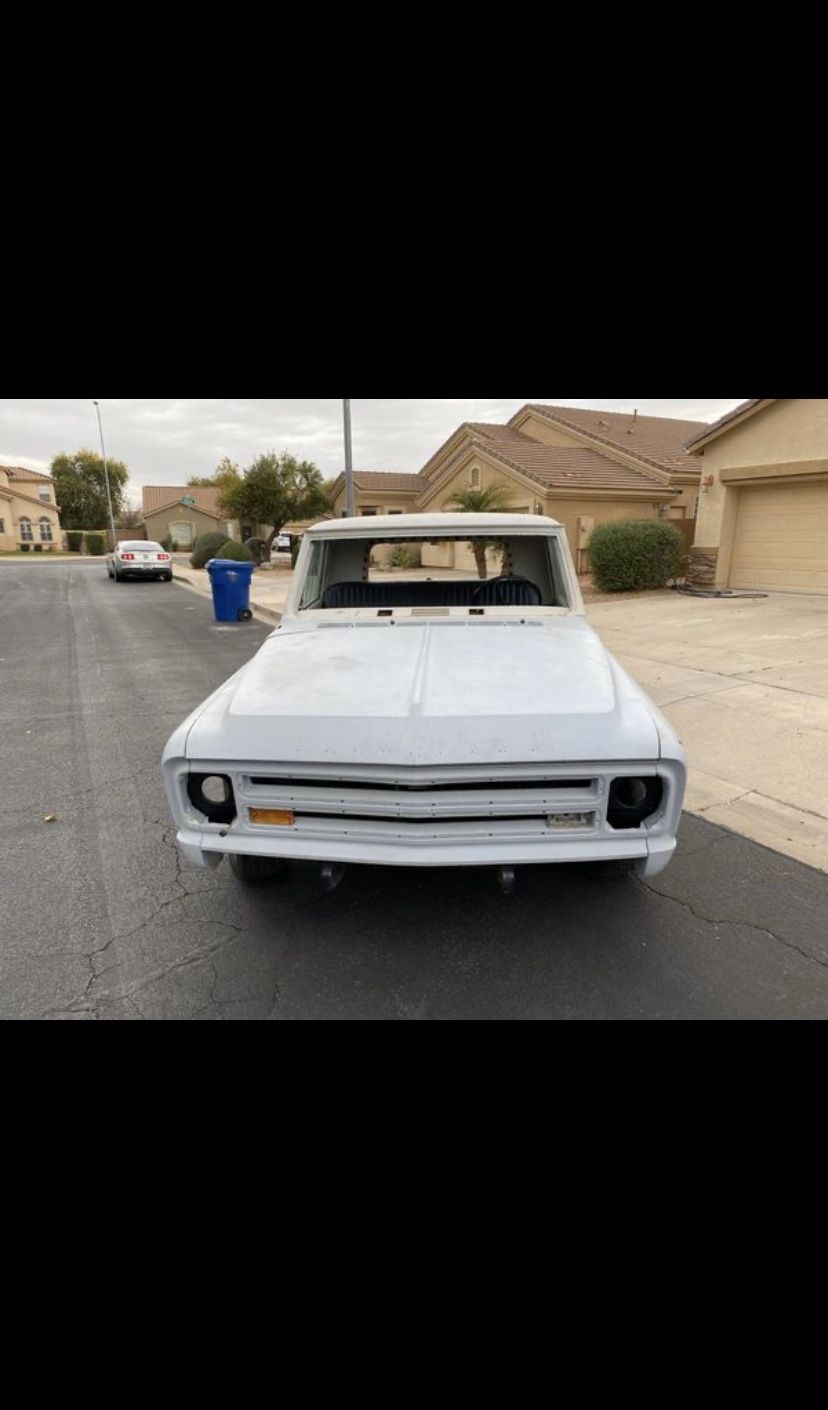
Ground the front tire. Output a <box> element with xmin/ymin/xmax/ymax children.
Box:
<box><xmin>229</xmin><ymin>854</ymin><xmax>287</xmax><ymax>883</ymax></box>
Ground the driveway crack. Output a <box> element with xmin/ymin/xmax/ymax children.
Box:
<box><xmin>634</xmin><ymin>877</ymin><xmax>828</xmax><ymax>972</ymax></box>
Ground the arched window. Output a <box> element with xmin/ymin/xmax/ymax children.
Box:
<box><xmin>169</xmin><ymin>521</ymin><xmax>195</xmax><ymax>549</ymax></box>
<box><xmin>40</xmin><ymin>518</ymin><xmax>54</xmax><ymax>543</ymax></box>
<box><xmin>20</xmin><ymin>518</ymin><xmax>33</xmax><ymax>542</ymax></box>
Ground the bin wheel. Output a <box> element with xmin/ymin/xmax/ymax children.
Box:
<box><xmin>238</xmin><ymin>608</ymin><xmax>253</xmax><ymax>621</ymax></box>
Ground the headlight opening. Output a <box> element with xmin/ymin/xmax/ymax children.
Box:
<box><xmin>187</xmin><ymin>773</ymin><xmax>237</xmax><ymax>825</ymax></box>
<box><xmin>607</xmin><ymin>776</ymin><xmax>664</xmax><ymax>830</ymax></box>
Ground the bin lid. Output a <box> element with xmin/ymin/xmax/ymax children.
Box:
<box><xmin>206</xmin><ymin>557</ymin><xmax>256</xmax><ymax>572</ymax></box>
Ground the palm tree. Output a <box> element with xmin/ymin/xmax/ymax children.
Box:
<box><xmin>444</xmin><ymin>483</ymin><xmax>514</xmax><ymax>579</ymax></box>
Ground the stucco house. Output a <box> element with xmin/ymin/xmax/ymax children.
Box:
<box><xmin>142</xmin><ymin>487</ymin><xmax>236</xmax><ymax>550</ymax></box>
<box><xmin>688</xmin><ymin>399</ymin><xmax>828</xmax><ymax>593</ymax></box>
<box><xmin>329</xmin><ymin>404</ymin><xmax>705</xmax><ymax>571</ymax></box>
<box><xmin>0</xmin><ymin>466</ymin><xmax>63</xmax><ymax>551</ymax></box>
<box><xmin>141</xmin><ymin>486</ymin><xmax>275</xmax><ymax>551</ymax></box>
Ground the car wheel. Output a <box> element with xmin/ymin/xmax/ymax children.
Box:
<box><xmin>114</xmin><ymin>571</ymin><xmax>123</xmax><ymax>582</ymax></box>
<box><xmin>229</xmin><ymin>854</ymin><xmax>287</xmax><ymax>883</ymax></box>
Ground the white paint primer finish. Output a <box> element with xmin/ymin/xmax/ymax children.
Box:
<box><xmin>164</xmin><ymin>516</ymin><xmax>686</xmax><ymax>878</ymax></box>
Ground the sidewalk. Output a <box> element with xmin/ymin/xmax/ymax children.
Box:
<box><xmin>588</xmin><ymin>591</ymin><xmax>828</xmax><ymax>873</ymax></box>
<box><xmin>173</xmin><ymin>565</ymin><xmax>293</xmax><ymax>626</ymax></box>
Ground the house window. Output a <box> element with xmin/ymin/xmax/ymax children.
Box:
<box><xmin>40</xmin><ymin>518</ymin><xmax>54</xmax><ymax>543</ymax></box>
<box><xmin>469</xmin><ymin>467</ymin><xmax>481</xmax><ymax>489</ymax></box>
<box><xmin>0</xmin><ymin>519</ymin><xmax>5</xmax><ymax>534</ymax></box>
<box><xmin>20</xmin><ymin>518</ymin><xmax>33</xmax><ymax>542</ymax></box>
<box><xmin>388</xmin><ymin>510</ymin><xmax>403</xmax><ymax>516</ymax></box>
<box><xmin>39</xmin><ymin>488</ymin><xmax>51</xmax><ymax>504</ymax></box>
<box><xmin>361</xmin><ymin>509</ymin><xmax>379</xmax><ymax>517</ymax></box>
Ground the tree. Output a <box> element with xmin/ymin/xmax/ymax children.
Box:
<box><xmin>117</xmin><ymin>506</ymin><xmax>144</xmax><ymax>531</ymax></box>
<box><xmin>188</xmin><ymin>458</ymin><xmax>242</xmax><ymax>490</ymax></box>
<box><xmin>444</xmin><ymin>483</ymin><xmax>514</xmax><ymax>579</ymax></box>
<box><xmin>219</xmin><ymin>452</ymin><xmax>331</xmax><ymax>552</ymax></box>
<box><xmin>51</xmin><ymin>450</ymin><xmax>128</xmax><ymax>531</ymax></box>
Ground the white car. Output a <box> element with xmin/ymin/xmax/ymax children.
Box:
<box><xmin>270</xmin><ymin>534</ymin><xmax>293</xmax><ymax>562</ymax></box>
<box><xmin>163</xmin><ymin>515</ymin><xmax>686</xmax><ymax>889</ymax></box>
<box><xmin>108</xmin><ymin>540</ymin><xmax>173</xmax><ymax>583</ymax></box>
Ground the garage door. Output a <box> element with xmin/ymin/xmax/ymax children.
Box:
<box><xmin>730</xmin><ymin>481</ymin><xmax>828</xmax><ymax>592</ymax></box>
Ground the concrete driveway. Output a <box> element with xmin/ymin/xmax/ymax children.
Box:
<box><xmin>588</xmin><ymin>590</ymin><xmax>828</xmax><ymax>873</ymax></box>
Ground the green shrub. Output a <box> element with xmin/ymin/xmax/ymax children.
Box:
<box><xmin>589</xmin><ymin>520</ymin><xmax>684</xmax><ymax>593</ymax></box>
<box><xmin>290</xmin><ymin>538</ymin><xmax>302</xmax><ymax>568</ymax></box>
<box><xmin>216</xmin><ymin>539</ymin><xmax>254</xmax><ymax>563</ymax></box>
<box><xmin>191</xmin><ymin>532</ymin><xmax>229</xmax><ymax>569</ymax></box>
<box><xmin>66</xmin><ymin>531</ymin><xmax>84</xmax><ymax>553</ymax></box>
<box><xmin>84</xmin><ymin>533</ymin><xmax>107</xmax><ymax>557</ymax></box>
<box><xmin>161</xmin><ymin>536</ymin><xmax>173</xmax><ymax>552</ymax></box>
<box><xmin>244</xmin><ymin>537</ymin><xmax>266</xmax><ymax>565</ymax></box>
<box><xmin>390</xmin><ymin>546</ymin><xmax>421</xmax><ymax>570</ymax></box>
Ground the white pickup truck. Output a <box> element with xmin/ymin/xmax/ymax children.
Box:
<box><xmin>163</xmin><ymin>514</ymin><xmax>686</xmax><ymax>891</ymax></box>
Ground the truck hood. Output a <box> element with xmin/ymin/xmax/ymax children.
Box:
<box><xmin>183</xmin><ymin>618</ymin><xmax>661</xmax><ymax>766</ymax></box>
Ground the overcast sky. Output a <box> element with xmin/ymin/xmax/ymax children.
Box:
<box><xmin>1</xmin><ymin>399</ymin><xmax>744</xmax><ymax>507</ymax></box>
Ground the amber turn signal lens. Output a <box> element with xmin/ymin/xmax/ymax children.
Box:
<box><xmin>249</xmin><ymin>808</ymin><xmax>296</xmax><ymax>827</ymax></box>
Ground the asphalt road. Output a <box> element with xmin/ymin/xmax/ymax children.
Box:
<box><xmin>2</xmin><ymin>559</ymin><xmax>828</xmax><ymax>1021</ymax></box>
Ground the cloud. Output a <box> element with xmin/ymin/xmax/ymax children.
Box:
<box><xmin>0</xmin><ymin>398</ymin><xmax>745</xmax><ymax>506</ymax></box>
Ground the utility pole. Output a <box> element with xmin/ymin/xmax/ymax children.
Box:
<box><xmin>343</xmin><ymin>398</ymin><xmax>355</xmax><ymax>518</ymax></box>
<box><xmin>92</xmin><ymin>400</ymin><xmax>118</xmax><ymax>548</ymax></box>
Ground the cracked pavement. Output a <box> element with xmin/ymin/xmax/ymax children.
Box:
<box><xmin>3</xmin><ymin>560</ymin><xmax>828</xmax><ymax>1020</ymax></box>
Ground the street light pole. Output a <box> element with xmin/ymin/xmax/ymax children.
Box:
<box><xmin>343</xmin><ymin>398</ymin><xmax>355</xmax><ymax>518</ymax></box>
<box><xmin>92</xmin><ymin>400</ymin><xmax>118</xmax><ymax>549</ymax></box>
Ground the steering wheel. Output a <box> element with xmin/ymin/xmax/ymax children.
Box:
<box><xmin>473</xmin><ymin>576</ymin><xmax>543</xmax><ymax>607</ymax></box>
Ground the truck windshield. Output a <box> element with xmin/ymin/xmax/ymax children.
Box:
<box><xmin>298</xmin><ymin>535</ymin><xmax>571</xmax><ymax>611</ymax></box>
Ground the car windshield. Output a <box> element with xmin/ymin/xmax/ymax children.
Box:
<box><xmin>298</xmin><ymin>534</ymin><xmax>571</xmax><ymax>612</ymax></box>
<box><xmin>121</xmin><ymin>542</ymin><xmax>162</xmax><ymax>552</ymax></box>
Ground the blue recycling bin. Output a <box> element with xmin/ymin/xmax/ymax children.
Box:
<box><xmin>206</xmin><ymin>559</ymin><xmax>256</xmax><ymax>623</ymax></box>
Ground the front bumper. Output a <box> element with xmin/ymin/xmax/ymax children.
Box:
<box><xmin>164</xmin><ymin>758</ymin><xmax>686</xmax><ymax>878</ymax></box>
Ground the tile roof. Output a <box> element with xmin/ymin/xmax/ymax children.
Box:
<box><xmin>352</xmin><ymin>472</ymin><xmax>425</xmax><ymax>494</ymax></box>
<box><xmin>142</xmin><ymin>485</ymin><xmax>226</xmax><ymax>517</ymax></box>
<box><xmin>517</xmin><ymin>405</ymin><xmax>707</xmax><ymax>477</ymax></box>
<box><xmin>448</xmin><ymin>424</ymin><xmax>673</xmax><ymax>494</ymax></box>
<box><xmin>3</xmin><ymin>466</ymin><xmax>55</xmax><ymax>483</ymax></box>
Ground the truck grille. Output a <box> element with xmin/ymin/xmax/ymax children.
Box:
<box><xmin>238</xmin><ymin>765</ymin><xmax>602</xmax><ymax>834</ymax></box>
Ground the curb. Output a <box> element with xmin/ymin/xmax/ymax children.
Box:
<box><xmin>252</xmin><ymin>605</ymin><xmax>283</xmax><ymax>627</ymax></box>
<box><xmin>173</xmin><ymin>572</ymin><xmax>282</xmax><ymax>628</ymax></box>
